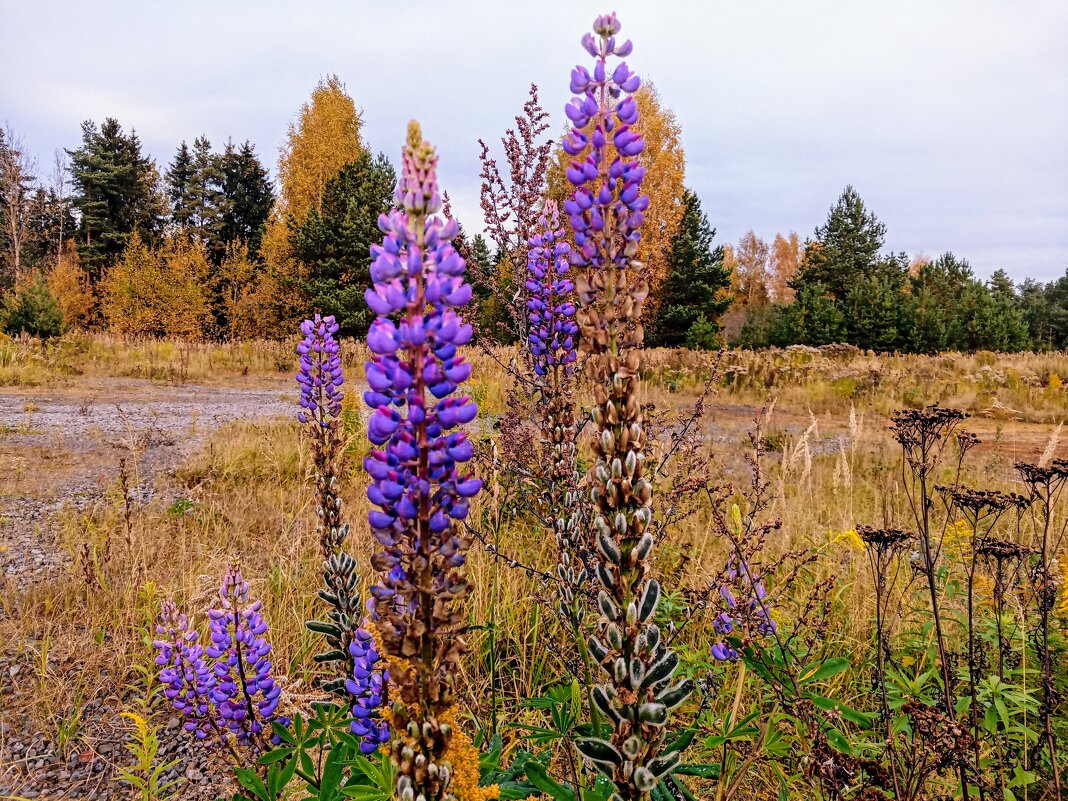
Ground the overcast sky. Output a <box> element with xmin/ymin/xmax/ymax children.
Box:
<box><xmin>2</xmin><ymin>1</ymin><xmax>1066</xmax><ymax>283</ymax></box>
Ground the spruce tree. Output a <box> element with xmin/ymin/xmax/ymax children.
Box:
<box><xmin>648</xmin><ymin>189</ymin><xmax>732</xmax><ymax>348</ymax></box>
<box><xmin>217</xmin><ymin>141</ymin><xmax>273</xmax><ymax>259</ymax></box>
<box><xmin>188</xmin><ymin>135</ymin><xmax>224</xmax><ymax>242</ymax></box>
<box><xmin>67</xmin><ymin>118</ymin><xmax>163</xmax><ymax>283</ymax></box>
<box><xmin>290</xmin><ymin>151</ymin><xmax>395</xmax><ymax>336</ymax></box>
<box><xmin>166</xmin><ymin>141</ymin><xmax>195</xmax><ymax>230</ymax></box>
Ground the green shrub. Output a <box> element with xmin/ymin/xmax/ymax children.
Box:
<box><xmin>2</xmin><ymin>278</ymin><xmax>67</xmax><ymax>338</ymax></box>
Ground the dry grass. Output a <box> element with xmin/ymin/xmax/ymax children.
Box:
<box><xmin>0</xmin><ymin>336</ymin><xmax>1066</xmax><ymax>797</ymax></box>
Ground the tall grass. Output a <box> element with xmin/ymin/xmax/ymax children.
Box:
<box><xmin>0</xmin><ymin>340</ymin><xmax>1065</xmax><ymax>797</ymax></box>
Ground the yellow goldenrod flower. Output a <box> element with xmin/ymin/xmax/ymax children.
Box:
<box><xmin>942</xmin><ymin>519</ymin><xmax>973</xmax><ymax>561</ymax></box>
<box><xmin>827</xmin><ymin>528</ymin><xmax>865</xmax><ymax>551</ymax></box>
<box><xmin>440</xmin><ymin>707</ymin><xmax>499</xmax><ymax>801</ymax></box>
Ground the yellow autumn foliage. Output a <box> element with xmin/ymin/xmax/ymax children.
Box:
<box><xmin>254</xmin><ymin>75</ymin><xmax>365</xmax><ymax>336</ymax></box>
<box><xmin>102</xmin><ymin>233</ymin><xmax>212</xmax><ymax>338</ymax></box>
<box><xmin>46</xmin><ymin>244</ymin><xmax>93</xmax><ymax>328</ymax></box>
<box><xmin>276</xmin><ymin>74</ymin><xmax>364</xmax><ymax>222</ymax></box>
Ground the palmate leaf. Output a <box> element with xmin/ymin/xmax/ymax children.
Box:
<box><xmin>806</xmin><ymin>693</ymin><xmax>874</xmax><ymax>728</ymax></box>
<box><xmin>523</xmin><ymin>760</ymin><xmax>577</xmax><ymax>801</ymax></box>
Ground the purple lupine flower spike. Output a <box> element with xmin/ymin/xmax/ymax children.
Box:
<box><xmin>154</xmin><ymin>601</ymin><xmax>217</xmax><ymax>740</ymax></box>
<box><xmin>566</xmin><ymin>14</ymin><xmax>693</xmax><ymax>797</ymax></box>
<box><xmin>296</xmin><ymin>313</ymin><xmax>348</xmax><ymax>558</ymax></box>
<box><xmin>296</xmin><ymin>314</ymin><xmax>344</xmax><ymax>427</ymax></box>
<box><xmin>711</xmin><ymin>557</ymin><xmax>777</xmax><ymax>663</ymax></box>
<box><xmin>205</xmin><ymin>564</ymin><xmax>286</xmax><ymax>747</ymax></box>
<box><xmin>526</xmin><ymin>201</ymin><xmax>578</xmax><ymax>378</ymax></box>
<box><xmin>345</xmin><ymin>625</ymin><xmax>390</xmax><ymax>753</ymax></box>
<box><xmin>364</xmin><ymin>122</ymin><xmax>480</xmax><ymax>801</ymax></box>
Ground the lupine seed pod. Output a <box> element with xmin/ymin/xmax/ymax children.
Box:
<box><xmin>564</xmin><ymin>13</ymin><xmax>693</xmax><ymax>800</ymax></box>
<box><xmin>364</xmin><ymin>122</ymin><xmax>481</xmax><ymax>801</ymax></box>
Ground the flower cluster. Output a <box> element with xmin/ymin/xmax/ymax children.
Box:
<box><xmin>154</xmin><ymin>565</ymin><xmax>285</xmax><ymax>755</ymax></box>
<box><xmin>364</xmin><ymin>122</ymin><xmax>481</xmax><ymax>801</ymax></box>
<box><xmin>711</xmin><ymin>559</ymin><xmax>777</xmax><ymax>663</ymax></box>
<box><xmin>526</xmin><ymin>201</ymin><xmax>577</xmax><ymax>377</ymax></box>
<box><xmin>297</xmin><ymin>313</ymin><xmax>347</xmax><ymax>558</ymax></box>
<box><xmin>346</xmin><ymin>626</ymin><xmax>390</xmax><ymax>754</ymax></box>
<box><xmin>206</xmin><ymin>564</ymin><xmax>285</xmax><ymax>745</ymax></box>
<box><xmin>524</xmin><ymin>202</ymin><xmax>587</xmax><ymax>629</ymax></box>
<box><xmin>297</xmin><ymin>314</ymin><xmax>344</xmax><ymax>426</ymax></box>
<box><xmin>154</xmin><ymin>601</ymin><xmax>215</xmax><ymax>740</ymax></box>
<box><xmin>563</xmin><ymin>14</ymin><xmax>692</xmax><ymax>799</ymax></box>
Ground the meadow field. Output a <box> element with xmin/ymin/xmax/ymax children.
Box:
<box><xmin>0</xmin><ymin>333</ymin><xmax>1065</xmax><ymax>799</ymax></box>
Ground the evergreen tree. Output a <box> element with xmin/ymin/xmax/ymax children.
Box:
<box><xmin>166</xmin><ymin>141</ymin><xmax>195</xmax><ymax>230</ymax></box>
<box><xmin>1045</xmin><ymin>270</ymin><xmax>1068</xmax><ymax>350</ymax></box>
<box><xmin>1018</xmin><ymin>277</ymin><xmax>1052</xmax><ymax>348</ymax></box>
<box><xmin>649</xmin><ymin>189</ymin><xmax>732</xmax><ymax>348</ymax></box>
<box><xmin>795</xmin><ymin>185</ymin><xmax>886</xmax><ymax>300</ymax></box>
<box><xmin>468</xmin><ymin>234</ymin><xmax>513</xmax><ymax>343</ymax></box>
<box><xmin>2</xmin><ymin>277</ymin><xmax>66</xmax><ymax>338</ymax></box>
<box><xmin>188</xmin><ymin>135</ymin><xmax>223</xmax><ymax>241</ymax></box>
<box><xmin>914</xmin><ymin>253</ymin><xmax>974</xmax><ymax>349</ymax></box>
<box><xmin>771</xmin><ymin>281</ymin><xmax>846</xmax><ymax>346</ymax></box>
<box><xmin>67</xmin><ymin>118</ymin><xmax>163</xmax><ymax>283</ymax></box>
<box><xmin>218</xmin><ymin>140</ymin><xmax>273</xmax><ymax>259</ymax></box>
<box><xmin>901</xmin><ymin>284</ymin><xmax>947</xmax><ymax>354</ymax></box>
<box><xmin>844</xmin><ymin>274</ymin><xmax>903</xmax><ymax>352</ymax></box>
<box><xmin>290</xmin><ymin>151</ymin><xmax>395</xmax><ymax>336</ymax></box>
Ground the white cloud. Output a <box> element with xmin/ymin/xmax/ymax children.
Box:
<box><xmin>2</xmin><ymin>0</ymin><xmax>1065</xmax><ymax>281</ymax></box>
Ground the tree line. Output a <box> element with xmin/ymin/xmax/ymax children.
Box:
<box><xmin>0</xmin><ymin>78</ymin><xmax>1064</xmax><ymax>351</ymax></box>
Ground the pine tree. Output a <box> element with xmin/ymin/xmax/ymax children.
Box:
<box><xmin>290</xmin><ymin>151</ymin><xmax>395</xmax><ymax>336</ymax></box>
<box><xmin>67</xmin><ymin>118</ymin><xmax>163</xmax><ymax>283</ymax></box>
<box><xmin>649</xmin><ymin>189</ymin><xmax>732</xmax><ymax>348</ymax></box>
<box><xmin>795</xmin><ymin>185</ymin><xmax>886</xmax><ymax>300</ymax></box>
<box><xmin>771</xmin><ymin>281</ymin><xmax>846</xmax><ymax>346</ymax></box>
<box><xmin>844</xmin><ymin>274</ymin><xmax>903</xmax><ymax>352</ymax></box>
<box><xmin>901</xmin><ymin>284</ymin><xmax>947</xmax><ymax>354</ymax></box>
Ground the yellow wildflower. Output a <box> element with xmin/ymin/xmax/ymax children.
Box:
<box><xmin>828</xmin><ymin>528</ymin><xmax>865</xmax><ymax>551</ymax></box>
<box><xmin>1058</xmin><ymin>560</ymin><xmax>1068</xmax><ymax>618</ymax></box>
<box><xmin>440</xmin><ymin>707</ymin><xmax>499</xmax><ymax>801</ymax></box>
<box><xmin>942</xmin><ymin>519</ymin><xmax>973</xmax><ymax>561</ymax></box>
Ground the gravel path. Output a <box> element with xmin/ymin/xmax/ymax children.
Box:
<box><xmin>0</xmin><ymin>377</ymin><xmax>294</xmax><ymax>800</ymax></box>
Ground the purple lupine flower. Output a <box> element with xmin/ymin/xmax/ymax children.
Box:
<box><xmin>562</xmin><ymin>13</ymin><xmax>648</xmax><ymax>281</ymax></box>
<box><xmin>206</xmin><ymin>564</ymin><xmax>285</xmax><ymax>745</ymax></box>
<box><xmin>711</xmin><ymin>558</ymin><xmax>777</xmax><ymax>663</ymax></box>
<box><xmin>526</xmin><ymin>201</ymin><xmax>577</xmax><ymax>378</ymax></box>
<box><xmin>296</xmin><ymin>314</ymin><xmax>343</xmax><ymax>427</ymax></box>
<box><xmin>364</xmin><ymin>122</ymin><xmax>480</xmax><ymax>801</ymax></box>
<box><xmin>296</xmin><ymin>313</ymin><xmax>349</xmax><ymax>558</ymax></box>
<box><xmin>345</xmin><ymin>625</ymin><xmax>390</xmax><ymax>754</ymax></box>
<box><xmin>154</xmin><ymin>601</ymin><xmax>217</xmax><ymax>739</ymax></box>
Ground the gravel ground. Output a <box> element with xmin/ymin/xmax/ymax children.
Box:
<box><xmin>0</xmin><ymin>377</ymin><xmax>293</xmax><ymax>800</ymax></box>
